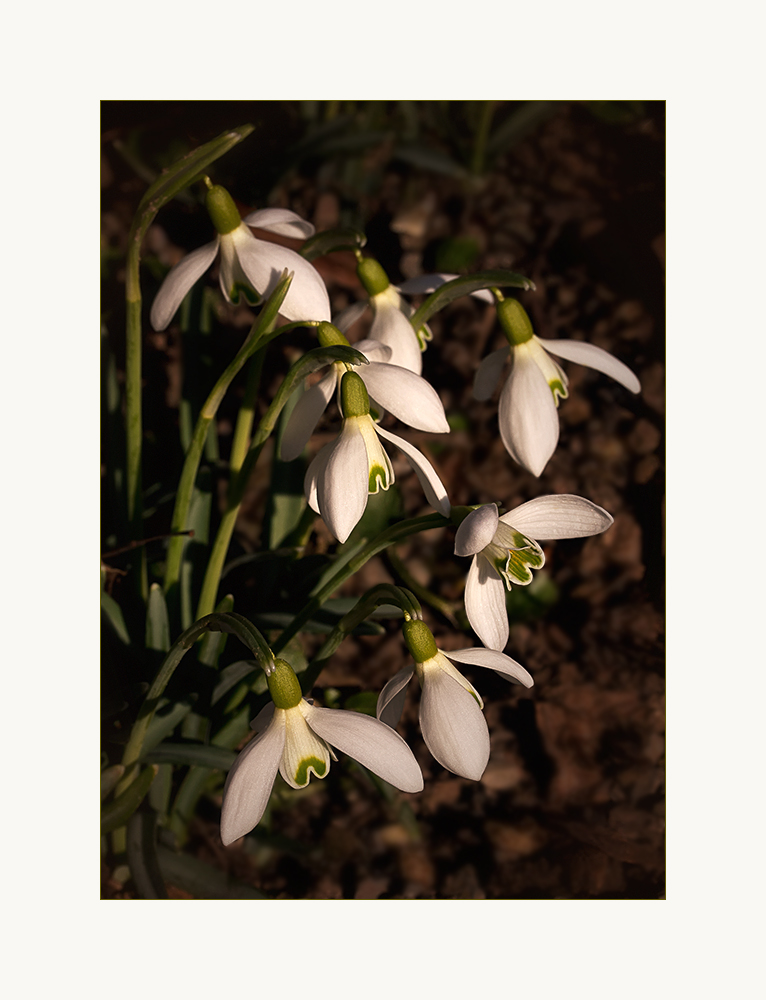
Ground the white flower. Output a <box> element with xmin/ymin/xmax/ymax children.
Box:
<box><xmin>220</xmin><ymin>696</ymin><xmax>424</xmax><ymax>844</ymax></box>
<box><xmin>304</xmin><ymin>370</ymin><xmax>451</xmax><ymax>543</ymax></box>
<box><xmin>475</xmin><ymin>298</ymin><xmax>641</xmax><ymax>476</ymax></box>
<box><xmin>280</xmin><ymin>337</ymin><xmax>451</xmax><ymax>462</ymax></box>
<box><xmin>150</xmin><ymin>192</ymin><xmax>331</xmax><ymax>330</ymax></box>
<box><xmin>454</xmin><ymin>496</ymin><xmax>614</xmax><ymax>651</ymax></box>
<box><xmin>377</xmin><ymin>620</ymin><xmax>533</xmax><ymax>781</ymax></box>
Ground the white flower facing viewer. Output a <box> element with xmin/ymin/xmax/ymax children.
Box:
<box><xmin>454</xmin><ymin>495</ymin><xmax>614</xmax><ymax>651</ymax></box>
<box><xmin>221</xmin><ymin>658</ymin><xmax>423</xmax><ymax>845</ymax></box>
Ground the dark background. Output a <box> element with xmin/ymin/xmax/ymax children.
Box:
<box><xmin>101</xmin><ymin>100</ymin><xmax>664</xmax><ymax>898</ymax></box>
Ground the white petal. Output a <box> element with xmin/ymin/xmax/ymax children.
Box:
<box><xmin>359</xmin><ymin>363</ymin><xmax>449</xmax><ymax>433</ymax></box>
<box><xmin>149</xmin><ymin>239</ymin><xmax>219</xmax><ymax>331</ymax></box>
<box><xmin>377</xmin><ymin>664</ymin><xmax>415</xmax><ymax>728</ymax></box>
<box><xmin>498</xmin><ymin>345</ymin><xmax>559</xmax><ymax>476</ymax></box>
<box><xmin>446</xmin><ymin>647</ymin><xmax>534</xmax><ymax>688</ymax></box>
<box><xmin>304</xmin><ymin>702</ymin><xmax>423</xmax><ymax>793</ymax></box>
<box><xmin>473</xmin><ymin>346</ymin><xmax>510</xmax><ymax>401</ymax></box>
<box><xmin>280</xmin><ymin>705</ymin><xmax>332</xmax><ymax>788</ymax></box>
<box><xmin>369</xmin><ymin>289</ymin><xmax>423</xmax><ymax>374</ymax></box>
<box><xmin>233</xmin><ymin>228</ymin><xmax>331</xmax><ymax>323</ymax></box>
<box><xmin>397</xmin><ymin>274</ymin><xmax>495</xmax><ymax>304</ymax></box>
<box><xmin>243</xmin><ymin>207</ymin><xmax>315</xmax><ymax>239</ymax></box>
<box><xmin>315</xmin><ymin>423</ymin><xmax>370</xmax><ymax>542</ymax></box>
<box><xmin>280</xmin><ymin>369</ymin><xmax>338</xmax><ymax>462</ymax></box>
<box><xmin>419</xmin><ymin>665</ymin><xmax>490</xmax><ymax>780</ymax></box>
<box><xmin>333</xmin><ymin>300</ymin><xmax>371</xmax><ymax>333</ymax></box>
<box><xmin>464</xmin><ymin>554</ymin><xmax>509</xmax><ymax>651</ymax></box>
<box><xmin>375</xmin><ymin>425</ymin><xmax>451</xmax><ymax>516</ymax></box>
<box><xmin>249</xmin><ymin>703</ymin><xmax>275</xmax><ymax>733</ymax></box>
<box><xmin>354</xmin><ymin>338</ymin><xmax>392</xmax><ymax>363</ymax></box>
<box><xmin>454</xmin><ymin>504</ymin><xmax>499</xmax><ymax>557</ymax></box>
<box><xmin>220</xmin><ymin>712</ymin><xmax>286</xmax><ymax>845</ymax></box>
<box><xmin>500</xmin><ymin>494</ymin><xmax>614</xmax><ymax>540</ymax></box>
<box><xmin>538</xmin><ymin>338</ymin><xmax>641</xmax><ymax>394</ymax></box>
<box><xmin>305</xmin><ymin>440</ymin><xmax>334</xmax><ymax>514</ymax></box>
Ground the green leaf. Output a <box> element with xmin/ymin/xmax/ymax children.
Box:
<box><xmin>157</xmin><ymin>846</ymin><xmax>266</xmax><ymax>899</ymax></box>
<box><xmin>143</xmin><ymin>698</ymin><xmax>196</xmax><ymax>754</ymax></box>
<box><xmin>249</xmin><ymin>610</ymin><xmax>385</xmax><ymax>636</ymax></box>
<box><xmin>101</xmin><ymin>765</ymin><xmax>158</xmax><ymax>834</ymax></box>
<box><xmin>126</xmin><ymin>811</ymin><xmax>169</xmax><ymax>899</ymax></box>
<box><xmin>211</xmin><ymin>660</ymin><xmax>260</xmax><ymax>706</ymax></box>
<box><xmin>301</xmin><ymin>227</ymin><xmax>367</xmax><ymax>261</ymax></box>
<box><xmin>100</xmin><ymin>764</ymin><xmax>125</xmax><ymax>801</ymax></box>
<box><xmin>144</xmin><ymin>743</ymin><xmax>236</xmax><ymax>771</ymax></box>
<box><xmin>343</xmin><ymin>691</ymin><xmax>379</xmax><ymax>716</ymax></box>
<box><xmin>486</xmin><ymin>101</ymin><xmax>561</xmax><ymax>157</ymax></box>
<box><xmin>265</xmin><ymin>386</ymin><xmax>308</xmax><ymax>549</ymax></box>
<box><xmin>197</xmin><ymin>593</ymin><xmax>235</xmax><ymax>668</ymax></box>
<box><xmin>145</xmin><ymin>583</ymin><xmax>170</xmax><ymax>652</ymax></box>
<box><xmin>101</xmin><ymin>589</ymin><xmax>131</xmax><ymax>646</ymax></box>
<box><xmin>394</xmin><ymin>142</ymin><xmax>468</xmax><ymax>179</ymax></box>
<box><xmin>409</xmin><ymin>269</ymin><xmax>535</xmax><ymax>334</ymax></box>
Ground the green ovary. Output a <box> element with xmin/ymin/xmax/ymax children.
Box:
<box><xmin>294</xmin><ymin>756</ymin><xmax>327</xmax><ymax>786</ymax></box>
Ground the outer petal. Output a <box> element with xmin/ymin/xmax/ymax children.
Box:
<box><xmin>375</xmin><ymin>425</ymin><xmax>451</xmax><ymax>516</ymax></box>
<box><xmin>234</xmin><ymin>229</ymin><xmax>331</xmax><ymax>323</ymax></box>
<box><xmin>280</xmin><ymin>369</ymin><xmax>338</xmax><ymax>462</ymax></box>
<box><xmin>315</xmin><ymin>423</ymin><xmax>370</xmax><ymax>542</ymax></box>
<box><xmin>243</xmin><ymin>208</ymin><xmax>316</xmax><ymax>239</ymax></box>
<box><xmin>419</xmin><ymin>665</ymin><xmax>490</xmax><ymax>780</ymax></box>
<box><xmin>464</xmin><ymin>554</ymin><xmax>509</xmax><ymax>651</ymax></box>
<box><xmin>454</xmin><ymin>503</ymin><xmax>499</xmax><ymax>557</ymax></box>
<box><xmin>500</xmin><ymin>494</ymin><xmax>614</xmax><ymax>540</ymax></box>
<box><xmin>359</xmin><ymin>363</ymin><xmax>450</xmax><ymax>433</ymax></box>
<box><xmin>354</xmin><ymin>338</ymin><xmax>392</xmax><ymax>363</ymax></box>
<box><xmin>446</xmin><ymin>647</ymin><xmax>534</xmax><ymax>688</ymax></box>
<box><xmin>376</xmin><ymin>664</ymin><xmax>415</xmax><ymax>728</ymax></box>
<box><xmin>369</xmin><ymin>288</ymin><xmax>423</xmax><ymax>374</ymax></box>
<box><xmin>333</xmin><ymin>300</ymin><xmax>371</xmax><ymax>333</ymax></box>
<box><xmin>303</xmin><ymin>702</ymin><xmax>424</xmax><ymax>793</ymax></box>
<box><xmin>498</xmin><ymin>345</ymin><xmax>559</xmax><ymax>476</ymax></box>
<box><xmin>305</xmin><ymin>440</ymin><xmax>334</xmax><ymax>514</ymax></box>
<box><xmin>220</xmin><ymin>712</ymin><xmax>286</xmax><ymax>845</ymax></box>
<box><xmin>149</xmin><ymin>238</ymin><xmax>219</xmax><ymax>331</ymax></box>
<box><xmin>538</xmin><ymin>337</ymin><xmax>641</xmax><ymax>394</ymax></box>
<box><xmin>397</xmin><ymin>274</ymin><xmax>495</xmax><ymax>304</ymax></box>
<box><xmin>473</xmin><ymin>346</ymin><xmax>510</xmax><ymax>401</ymax></box>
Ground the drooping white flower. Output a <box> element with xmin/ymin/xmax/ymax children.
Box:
<box><xmin>304</xmin><ymin>370</ymin><xmax>451</xmax><ymax>543</ymax></box>
<box><xmin>454</xmin><ymin>495</ymin><xmax>614</xmax><ymax>651</ymax></box>
<box><xmin>475</xmin><ymin>297</ymin><xmax>641</xmax><ymax>476</ymax></box>
<box><xmin>377</xmin><ymin>619</ymin><xmax>533</xmax><ymax>780</ymax></box>
<box><xmin>336</xmin><ymin>260</ymin><xmax>495</xmax><ymax>375</ymax></box>
<box><xmin>280</xmin><ymin>327</ymin><xmax>450</xmax><ymax>463</ymax></box>
<box><xmin>221</xmin><ymin>658</ymin><xmax>423</xmax><ymax>845</ymax></box>
<box><xmin>150</xmin><ymin>185</ymin><xmax>330</xmax><ymax>330</ymax></box>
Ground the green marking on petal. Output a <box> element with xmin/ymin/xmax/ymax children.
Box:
<box><xmin>294</xmin><ymin>756</ymin><xmax>327</xmax><ymax>786</ymax></box>
<box><xmin>549</xmin><ymin>379</ymin><xmax>568</xmax><ymax>405</ymax></box>
<box><xmin>229</xmin><ymin>281</ymin><xmax>259</xmax><ymax>306</ymax></box>
<box><xmin>368</xmin><ymin>462</ymin><xmax>390</xmax><ymax>493</ymax></box>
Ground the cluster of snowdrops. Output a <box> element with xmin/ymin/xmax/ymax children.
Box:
<box><xmin>145</xmin><ymin>178</ymin><xmax>640</xmax><ymax>847</ymax></box>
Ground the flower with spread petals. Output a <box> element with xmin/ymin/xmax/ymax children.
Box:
<box><xmin>150</xmin><ymin>185</ymin><xmax>330</xmax><ymax>330</ymax></box>
<box><xmin>221</xmin><ymin>658</ymin><xmax>423</xmax><ymax>845</ymax></box>
<box><xmin>454</xmin><ymin>495</ymin><xmax>613</xmax><ymax>651</ymax></box>
<box><xmin>280</xmin><ymin>323</ymin><xmax>450</xmax><ymax>463</ymax></box>
<box><xmin>474</xmin><ymin>297</ymin><xmax>641</xmax><ymax>476</ymax></box>
<box><xmin>335</xmin><ymin>260</ymin><xmax>494</xmax><ymax>375</ymax></box>
<box><xmin>377</xmin><ymin>619</ymin><xmax>533</xmax><ymax>780</ymax></box>
<box><xmin>304</xmin><ymin>369</ymin><xmax>451</xmax><ymax>543</ymax></box>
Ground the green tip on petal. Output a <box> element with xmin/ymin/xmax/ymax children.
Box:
<box><xmin>317</xmin><ymin>322</ymin><xmax>351</xmax><ymax>348</ymax></box>
<box><xmin>294</xmin><ymin>756</ymin><xmax>327</xmax><ymax>785</ymax></box>
<box><xmin>267</xmin><ymin>658</ymin><xmax>303</xmax><ymax>709</ymax></box>
<box><xmin>340</xmin><ymin>370</ymin><xmax>371</xmax><ymax>418</ymax></box>
<box><xmin>497</xmin><ymin>298</ymin><xmax>534</xmax><ymax>347</ymax></box>
<box><xmin>205</xmin><ymin>185</ymin><xmax>241</xmax><ymax>235</ymax></box>
<box><xmin>403</xmin><ymin>619</ymin><xmax>438</xmax><ymax>663</ymax></box>
<box><xmin>357</xmin><ymin>257</ymin><xmax>390</xmax><ymax>296</ymax></box>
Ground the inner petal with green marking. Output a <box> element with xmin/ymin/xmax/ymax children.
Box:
<box><xmin>529</xmin><ymin>337</ymin><xmax>569</xmax><ymax>406</ymax></box>
<box><xmin>358</xmin><ymin>417</ymin><xmax>394</xmax><ymax>494</ymax></box>
<box><xmin>279</xmin><ymin>706</ymin><xmax>333</xmax><ymax>789</ymax></box>
<box><xmin>483</xmin><ymin>521</ymin><xmax>545</xmax><ymax>589</ymax></box>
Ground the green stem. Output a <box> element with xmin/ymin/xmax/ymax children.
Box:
<box><xmin>272</xmin><ymin>512</ymin><xmax>450</xmax><ymax>656</ymax></box>
<box><xmin>470</xmin><ymin>100</ymin><xmax>497</xmax><ymax>177</ymax></box>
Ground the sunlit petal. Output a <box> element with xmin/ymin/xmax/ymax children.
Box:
<box><xmin>538</xmin><ymin>337</ymin><xmax>641</xmax><ymax>394</ymax></box>
<box><xmin>498</xmin><ymin>345</ymin><xmax>559</xmax><ymax>476</ymax></box>
<box><xmin>454</xmin><ymin>504</ymin><xmax>499</xmax><ymax>557</ymax></box>
<box><xmin>220</xmin><ymin>711</ymin><xmax>286</xmax><ymax>845</ymax></box>
<box><xmin>150</xmin><ymin>238</ymin><xmax>220</xmax><ymax>331</ymax></box>
<box><xmin>243</xmin><ymin>207</ymin><xmax>316</xmax><ymax>239</ymax></box>
<box><xmin>500</xmin><ymin>494</ymin><xmax>613</xmax><ymax>539</ymax></box>
<box><xmin>418</xmin><ymin>664</ymin><xmax>490</xmax><ymax>780</ymax></box>
<box><xmin>303</xmin><ymin>702</ymin><xmax>423</xmax><ymax>792</ymax></box>
<box><xmin>464</xmin><ymin>554</ymin><xmax>509</xmax><ymax>651</ymax></box>
<box><xmin>280</xmin><ymin>369</ymin><xmax>338</xmax><ymax>461</ymax></box>
<box><xmin>316</xmin><ymin>422</ymin><xmax>370</xmax><ymax>542</ymax></box>
<box><xmin>375</xmin><ymin>425</ymin><xmax>451</xmax><ymax>516</ymax></box>
<box><xmin>360</xmin><ymin>363</ymin><xmax>450</xmax><ymax>433</ymax></box>
<box><xmin>369</xmin><ymin>287</ymin><xmax>423</xmax><ymax>374</ymax></box>
<box><xmin>446</xmin><ymin>647</ymin><xmax>534</xmax><ymax>688</ymax></box>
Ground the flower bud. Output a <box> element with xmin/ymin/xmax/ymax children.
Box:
<box><xmin>497</xmin><ymin>298</ymin><xmax>534</xmax><ymax>346</ymax></box>
<box><xmin>357</xmin><ymin>257</ymin><xmax>390</xmax><ymax>297</ymax></box>
<box><xmin>205</xmin><ymin>184</ymin><xmax>241</xmax><ymax>236</ymax></box>
<box><xmin>403</xmin><ymin>619</ymin><xmax>438</xmax><ymax>664</ymax></box>
<box><xmin>266</xmin><ymin>658</ymin><xmax>303</xmax><ymax>709</ymax></box>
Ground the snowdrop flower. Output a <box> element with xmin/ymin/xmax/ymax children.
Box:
<box><xmin>221</xmin><ymin>658</ymin><xmax>423</xmax><ymax>844</ymax></box>
<box><xmin>150</xmin><ymin>184</ymin><xmax>330</xmax><ymax>330</ymax></box>
<box><xmin>280</xmin><ymin>322</ymin><xmax>450</xmax><ymax>462</ymax></box>
<box><xmin>305</xmin><ymin>369</ymin><xmax>451</xmax><ymax>543</ymax></box>
<box><xmin>377</xmin><ymin>619</ymin><xmax>533</xmax><ymax>780</ymax></box>
<box><xmin>475</xmin><ymin>297</ymin><xmax>641</xmax><ymax>476</ymax></box>
<box><xmin>454</xmin><ymin>495</ymin><xmax>614</xmax><ymax>651</ymax></box>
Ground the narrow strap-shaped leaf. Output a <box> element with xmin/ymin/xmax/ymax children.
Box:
<box><xmin>126</xmin><ymin>810</ymin><xmax>169</xmax><ymax>899</ymax></box>
<box><xmin>144</xmin><ymin>743</ymin><xmax>236</xmax><ymax>770</ymax></box>
<box><xmin>145</xmin><ymin>583</ymin><xmax>170</xmax><ymax>652</ymax></box>
<box><xmin>101</xmin><ymin>765</ymin><xmax>158</xmax><ymax>834</ymax></box>
<box><xmin>301</xmin><ymin>227</ymin><xmax>367</xmax><ymax>260</ymax></box>
<box><xmin>409</xmin><ymin>269</ymin><xmax>535</xmax><ymax>333</ymax></box>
